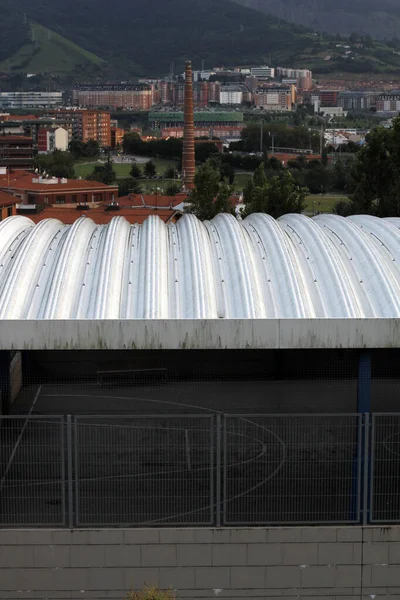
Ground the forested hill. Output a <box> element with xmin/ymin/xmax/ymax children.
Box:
<box><xmin>2</xmin><ymin>0</ymin><xmax>313</xmax><ymax>76</ymax></box>
<box><xmin>0</xmin><ymin>9</ymin><xmax>30</xmax><ymax>62</ymax></box>
<box><xmin>234</xmin><ymin>0</ymin><xmax>400</xmax><ymax>40</ymax></box>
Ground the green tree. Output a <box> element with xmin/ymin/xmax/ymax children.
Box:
<box><xmin>253</xmin><ymin>163</ymin><xmax>267</xmax><ymax>187</ymax></box>
<box><xmin>118</xmin><ymin>177</ymin><xmax>142</xmax><ymax>197</ymax></box>
<box><xmin>164</xmin><ymin>165</ymin><xmax>177</xmax><ymax>179</ymax></box>
<box><xmin>337</xmin><ymin>117</ymin><xmax>400</xmax><ymax>216</ymax></box>
<box><xmin>242</xmin><ymin>171</ymin><xmax>308</xmax><ymax>219</ymax></box>
<box><xmin>130</xmin><ymin>163</ymin><xmax>142</xmax><ymax>178</ymax></box>
<box><xmin>185</xmin><ymin>160</ymin><xmax>235</xmax><ymax>221</ymax></box>
<box><xmin>144</xmin><ymin>160</ymin><xmax>156</xmax><ymax>178</ymax></box>
<box><xmin>34</xmin><ymin>150</ymin><xmax>76</xmax><ymax>179</ymax></box>
<box><xmin>165</xmin><ymin>182</ymin><xmax>181</xmax><ymax>196</ymax></box>
<box><xmin>321</xmin><ymin>147</ymin><xmax>329</xmax><ymax>167</ymax></box>
<box><xmin>87</xmin><ymin>162</ymin><xmax>116</xmax><ymax>185</ymax></box>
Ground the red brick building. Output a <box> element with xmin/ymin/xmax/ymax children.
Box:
<box><xmin>0</xmin><ymin>171</ymin><xmax>118</xmax><ymax>206</ymax></box>
<box><xmin>23</xmin><ymin>193</ymin><xmax>186</xmax><ymax>225</ymax></box>
<box><xmin>0</xmin><ymin>189</ymin><xmax>17</xmax><ymax>220</ymax></box>
<box><xmin>73</xmin><ymin>85</ymin><xmax>155</xmax><ymax>111</ymax></box>
<box><xmin>111</xmin><ymin>127</ymin><xmax>125</xmax><ymax>149</ymax></box>
<box><xmin>0</xmin><ymin>135</ymin><xmax>35</xmax><ymax>171</ymax></box>
<box><xmin>45</xmin><ymin>109</ymin><xmax>111</xmax><ymax>147</ymax></box>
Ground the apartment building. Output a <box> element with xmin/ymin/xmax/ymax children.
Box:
<box><xmin>250</xmin><ymin>66</ymin><xmax>275</xmax><ymax>79</ymax></box>
<box><xmin>45</xmin><ymin>109</ymin><xmax>111</xmax><ymax>147</ymax></box>
<box><xmin>277</xmin><ymin>68</ymin><xmax>313</xmax><ymax>90</ymax></box>
<box><xmin>0</xmin><ymin>136</ymin><xmax>35</xmax><ymax>171</ymax></box>
<box><xmin>219</xmin><ymin>86</ymin><xmax>243</xmax><ymax>105</ymax></box>
<box><xmin>254</xmin><ymin>87</ymin><xmax>292</xmax><ymax>111</ymax></box>
<box><xmin>376</xmin><ymin>93</ymin><xmax>400</xmax><ymax>113</ymax></box>
<box><xmin>337</xmin><ymin>91</ymin><xmax>377</xmax><ymax>111</ymax></box>
<box><xmin>73</xmin><ymin>85</ymin><xmax>155</xmax><ymax>110</ymax></box>
<box><xmin>0</xmin><ymin>91</ymin><xmax>63</xmax><ymax>109</ymax></box>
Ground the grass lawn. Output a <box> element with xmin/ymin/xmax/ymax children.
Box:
<box><xmin>74</xmin><ymin>157</ymin><xmax>178</xmax><ymax>180</ymax></box>
<box><xmin>234</xmin><ymin>173</ymin><xmax>252</xmax><ymax>190</ymax></box>
<box><xmin>304</xmin><ymin>194</ymin><xmax>348</xmax><ymax>214</ymax></box>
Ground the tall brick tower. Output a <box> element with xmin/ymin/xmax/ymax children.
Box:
<box><xmin>182</xmin><ymin>60</ymin><xmax>195</xmax><ymax>190</ymax></box>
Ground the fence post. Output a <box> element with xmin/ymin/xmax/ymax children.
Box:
<box><xmin>357</xmin><ymin>351</ymin><xmax>371</xmax><ymax>524</ymax></box>
<box><xmin>66</xmin><ymin>415</ymin><xmax>74</xmax><ymax>528</ymax></box>
<box><xmin>363</xmin><ymin>413</ymin><xmax>370</xmax><ymax>525</ymax></box>
<box><xmin>216</xmin><ymin>414</ymin><xmax>221</xmax><ymax>527</ymax></box>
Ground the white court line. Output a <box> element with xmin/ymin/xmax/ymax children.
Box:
<box><xmin>0</xmin><ymin>385</ymin><xmax>42</xmax><ymax>491</ymax></box>
<box><xmin>184</xmin><ymin>429</ymin><xmax>191</xmax><ymax>472</ymax></box>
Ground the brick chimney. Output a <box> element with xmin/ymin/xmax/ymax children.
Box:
<box><xmin>182</xmin><ymin>60</ymin><xmax>195</xmax><ymax>190</ymax></box>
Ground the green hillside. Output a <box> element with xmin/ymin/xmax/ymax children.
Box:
<box><xmin>0</xmin><ymin>22</ymin><xmax>105</xmax><ymax>75</ymax></box>
<box><xmin>234</xmin><ymin>0</ymin><xmax>400</xmax><ymax>40</ymax></box>
<box><xmin>6</xmin><ymin>0</ymin><xmax>316</xmax><ymax>77</ymax></box>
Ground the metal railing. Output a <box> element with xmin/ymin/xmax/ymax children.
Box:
<box><xmin>0</xmin><ymin>413</ymin><xmax>398</xmax><ymax>527</ymax></box>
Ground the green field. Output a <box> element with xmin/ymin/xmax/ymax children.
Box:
<box><xmin>0</xmin><ymin>22</ymin><xmax>103</xmax><ymax>74</ymax></box>
<box><xmin>74</xmin><ymin>157</ymin><xmax>178</xmax><ymax>180</ymax></box>
<box><xmin>304</xmin><ymin>194</ymin><xmax>347</xmax><ymax>214</ymax></box>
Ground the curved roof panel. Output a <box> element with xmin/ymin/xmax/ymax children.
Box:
<box><xmin>0</xmin><ymin>213</ymin><xmax>399</xmax><ymax>320</ymax></box>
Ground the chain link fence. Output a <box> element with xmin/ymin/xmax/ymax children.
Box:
<box><xmin>370</xmin><ymin>414</ymin><xmax>400</xmax><ymax>523</ymax></box>
<box><xmin>0</xmin><ymin>412</ymin><xmax>399</xmax><ymax>527</ymax></box>
<box><xmin>0</xmin><ymin>415</ymin><xmax>65</xmax><ymax>526</ymax></box>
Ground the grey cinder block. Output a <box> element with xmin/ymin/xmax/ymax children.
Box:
<box><xmin>301</xmin><ymin>565</ymin><xmax>335</xmax><ymax>588</ymax></box>
<box><xmin>34</xmin><ymin>545</ymin><xmax>69</xmax><ymax>568</ymax></box>
<box><xmin>212</xmin><ymin>543</ymin><xmax>247</xmax><ymax>566</ymax></box>
<box><xmin>159</xmin><ymin>567</ymin><xmax>195</xmax><ymax>589</ymax></box>
<box><xmin>282</xmin><ymin>543</ymin><xmax>318</xmax><ymax>565</ymax></box>
<box><xmin>266</xmin><ymin>565</ymin><xmax>301</xmax><ymax>588</ymax></box>
<box><xmin>87</xmin><ymin>567</ymin><xmax>125</xmax><ymax>591</ymax></box>
<box><xmin>0</xmin><ymin>545</ymin><xmax>34</xmax><ymax>568</ymax></box>
<box><xmin>230</xmin><ymin>566</ymin><xmax>266</xmax><ymax>589</ymax></box>
<box><xmin>177</xmin><ymin>544</ymin><xmax>212</xmax><ymax>566</ymax></box>
<box><xmin>105</xmin><ymin>545</ymin><xmax>140</xmax><ymax>568</ymax></box>
<box><xmin>318</xmin><ymin>542</ymin><xmax>354</xmax><ymax>565</ymax></box>
<box><xmin>194</xmin><ymin>566</ymin><xmax>230</xmax><ymax>589</ymax></box>
<box><xmin>247</xmin><ymin>543</ymin><xmax>282</xmax><ymax>566</ymax></box>
<box><xmin>70</xmin><ymin>545</ymin><xmax>105</xmax><ymax>567</ymax></box>
<box><xmin>141</xmin><ymin>545</ymin><xmax>177</xmax><ymax>567</ymax></box>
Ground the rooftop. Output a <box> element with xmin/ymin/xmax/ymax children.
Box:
<box><xmin>0</xmin><ymin>173</ymin><xmax>118</xmax><ymax>193</ymax></box>
<box><xmin>0</xmin><ymin>212</ymin><xmax>399</xmax><ymax>320</ymax></box>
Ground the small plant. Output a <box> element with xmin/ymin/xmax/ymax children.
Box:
<box><xmin>125</xmin><ymin>586</ymin><xmax>176</xmax><ymax>600</ymax></box>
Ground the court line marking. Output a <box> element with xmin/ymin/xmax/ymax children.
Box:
<box><xmin>0</xmin><ymin>385</ymin><xmax>42</xmax><ymax>492</ymax></box>
<box><xmin>37</xmin><ymin>392</ymin><xmax>287</xmax><ymax>524</ymax></box>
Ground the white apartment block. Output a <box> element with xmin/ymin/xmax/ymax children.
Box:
<box><xmin>219</xmin><ymin>87</ymin><xmax>243</xmax><ymax>105</ymax></box>
<box><xmin>250</xmin><ymin>66</ymin><xmax>275</xmax><ymax>78</ymax></box>
<box><xmin>0</xmin><ymin>91</ymin><xmax>63</xmax><ymax>109</ymax></box>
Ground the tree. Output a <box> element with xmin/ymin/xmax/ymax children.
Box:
<box><xmin>118</xmin><ymin>178</ymin><xmax>142</xmax><ymax>197</ymax></box>
<box><xmin>69</xmin><ymin>139</ymin><xmax>100</xmax><ymax>159</ymax></box>
<box><xmin>242</xmin><ymin>171</ymin><xmax>308</xmax><ymax>219</ymax></box>
<box><xmin>87</xmin><ymin>163</ymin><xmax>116</xmax><ymax>185</ymax></box>
<box><xmin>338</xmin><ymin>117</ymin><xmax>400</xmax><ymax>216</ymax></box>
<box><xmin>321</xmin><ymin>147</ymin><xmax>329</xmax><ymax>167</ymax></box>
<box><xmin>144</xmin><ymin>160</ymin><xmax>156</xmax><ymax>178</ymax></box>
<box><xmin>130</xmin><ymin>163</ymin><xmax>142</xmax><ymax>178</ymax></box>
<box><xmin>185</xmin><ymin>160</ymin><xmax>235</xmax><ymax>221</ymax></box>
<box><xmin>34</xmin><ymin>150</ymin><xmax>76</xmax><ymax>179</ymax></box>
<box><xmin>253</xmin><ymin>163</ymin><xmax>267</xmax><ymax>187</ymax></box>
<box><xmin>164</xmin><ymin>166</ymin><xmax>176</xmax><ymax>179</ymax></box>
<box><xmin>165</xmin><ymin>182</ymin><xmax>181</xmax><ymax>196</ymax></box>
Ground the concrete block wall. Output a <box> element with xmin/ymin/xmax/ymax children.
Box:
<box><xmin>0</xmin><ymin>526</ymin><xmax>400</xmax><ymax>600</ymax></box>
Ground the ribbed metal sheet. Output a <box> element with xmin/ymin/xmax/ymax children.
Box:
<box><xmin>0</xmin><ymin>213</ymin><xmax>399</xmax><ymax>320</ymax></box>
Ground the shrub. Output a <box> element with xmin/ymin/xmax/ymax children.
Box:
<box><xmin>125</xmin><ymin>586</ymin><xmax>176</xmax><ymax>600</ymax></box>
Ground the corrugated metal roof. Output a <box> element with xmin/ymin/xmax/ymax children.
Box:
<box><xmin>0</xmin><ymin>212</ymin><xmax>399</xmax><ymax>320</ymax></box>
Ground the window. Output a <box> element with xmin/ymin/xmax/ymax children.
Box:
<box><xmin>56</xmin><ymin>196</ymin><xmax>66</xmax><ymax>204</ymax></box>
<box><xmin>71</xmin><ymin>195</ymin><xmax>77</xmax><ymax>203</ymax></box>
<box><xmin>7</xmin><ymin>206</ymin><xmax>12</xmax><ymax>217</ymax></box>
